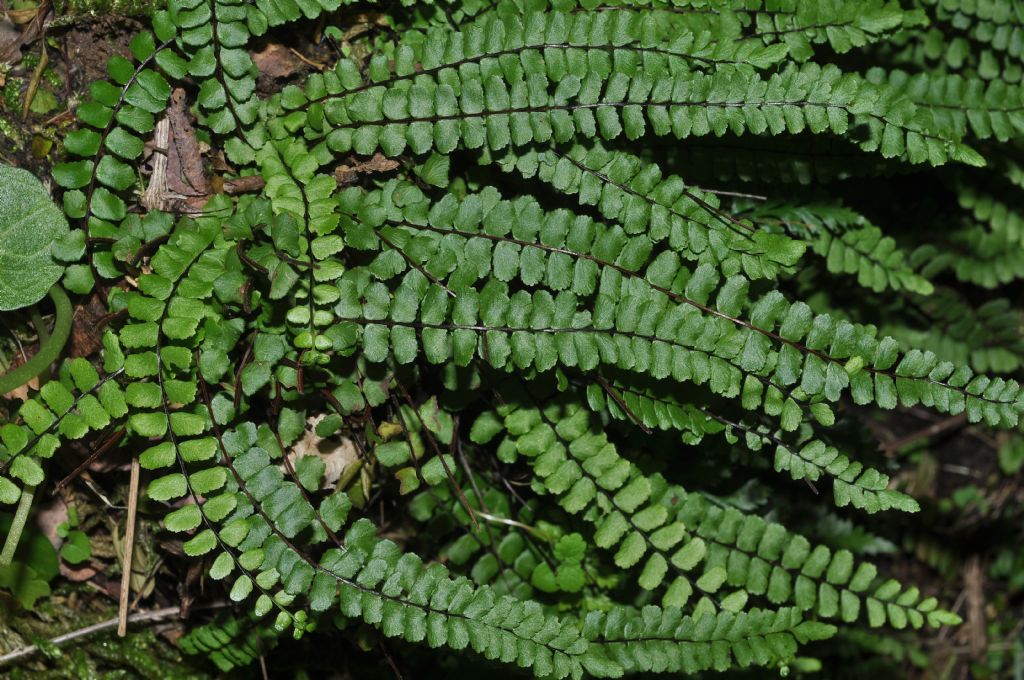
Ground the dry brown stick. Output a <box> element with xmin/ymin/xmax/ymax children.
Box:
<box><xmin>117</xmin><ymin>455</ymin><xmax>141</xmax><ymax>637</ymax></box>
<box><xmin>21</xmin><ymin>40</ymin><xmax>47</xmax><ymax>120</ymax></box>
<box><xmin>594</xmin><ymin>373</ymin><xmax>653</xmax><ymax>435</ymax></box>
<box><xmin>964</xmin><ymin>555</ymin><xmax>988</xmax><ymax>659</ymax></box>
<box><xmin>881</xmin><ymin>413</ymin><xmax>967</xmax><ymax>456</ymax></box>
<box><xmin>379</xmin><ymin>638</ymin><xmax>406</xmax><ymax>680</ymax></box>
<box><xmin>222</xmin><ymin>154</ymin><xmax>399</xmax><ymax>195</ymax></box>
<box><xmin>222</xmin><ymin>174</ymin><xmax>267</xmax><ymax>194</ymax></box>
<box><xmin>54</xmin><ymin>427</ymin><xmax>126</xmax><ymax>493</ymax></box>
<box><xmin>0</xmin><ymin>601</ymin><xmax>229</xmax><ymax>667</ymax></box>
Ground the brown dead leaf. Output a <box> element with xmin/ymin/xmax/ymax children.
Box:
<box><xmin>69</xmin><ymin>292</ymin><xmax>109</xmax><ymax>358</ymax></box>
<box><xmin>60</xmin><ymin>562</ymin><xmax>98</xmax><ymax>582</ymax></box>
<box><xmin>251</xmin><ymin>42</ymin><xmax>306</xmax><ymax>80</ymax></box>
<box><xmin>335</xmin><ymin>153</ymin><xmax>400</xmax><ymax>185</ymax></box>
<box><xmin>1</xmin><ymin>0</ymin><xmax>50</xmax><ymax>69</ymax></box>
<box><xmin>222</xmin><ymin>174</ymin><xmax>266</xmax><ymax>195</ymax></box>
<box><xmin>0</xmin><ymin>16</ymin><xmax>20</xmax><ymax>67</ymax></box>
<box><xmin>165</xmin><ymin>89</ymin><xmax>212</xmax><ymax>201</ymax></box>
<box><xmin>1</xmin><ymin>1</ymin><xmax>48</xmax><ymax>65</ymax></box>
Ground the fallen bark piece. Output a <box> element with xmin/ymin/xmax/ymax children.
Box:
<box><xmin>141</xmin><ymin>88</ymin><xmax>211</xmax><ymax>212</ymax></box>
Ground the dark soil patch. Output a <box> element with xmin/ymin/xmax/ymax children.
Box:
<box><xmin>62</xmin><ymin>16</ymin><xmax>144</xmax><ymax>89</ymax></box>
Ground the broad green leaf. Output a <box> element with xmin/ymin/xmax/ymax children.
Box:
<box><xmin>0</xmin><ymin>165</ymin><xmax>70</xmax><ymax>310</ymax></box>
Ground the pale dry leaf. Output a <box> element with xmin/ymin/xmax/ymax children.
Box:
<box><xmin>285</xmin><ymin>414</ymin><xmax>359</xmax><ymax>489</ymax></box>
<box><xmin>110</xmin><ymin>521</ymin><xmax>155</xmax><ymax>598</ymax></box>
<box><xmin>34</xmin><ymin>497</ymin><xmax>69</xmax><ymax>549</ymax></box>
<box><xmin>2</xmin><ymin>376</ymin><xmax>38</xmax><ymax>401</ymax></box>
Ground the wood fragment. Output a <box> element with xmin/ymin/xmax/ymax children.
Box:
<box><xmin>20</xmin><ymin>39</ymin><xmax>47</xmax><ymax>120</ymax></box>
<box><xmin>117</xmin><ymin>455</ymin><xmax>141</xmax><ymax>637</ymax></box>
<box><xmin>964</xmin><ymin>555</ymin><xmax>987</xmax><ymax>659</ymax></box>
<box><xmin>222</xmin><ymin>153</ymin><xmax>399</xmax><ymax>195</ymax></box>
<box><xmin>141</xmin><ymin>88</ymin><xmax>211</xmax><ymax>212</ymax></box>
<box><xmin>222</xmin><ymin>174</ymin><xmax>267</xmax><ymax>194</ymax></box>
<box><xmin>882</xmin><ymin>413</ymin><xmax>967</xmax><ymax>456</ymax></box>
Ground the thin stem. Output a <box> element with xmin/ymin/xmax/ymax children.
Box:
<box><xmin>0</xmin><ymin>286</ymin><xmax>72</xmax><ymax>396</ymax></box>
<box><xmin>30</xmin><ymin>308</ymin><xmax>49</xmax><ymax>346</ymax></box>
<box><xmin>28</xmin><ymin>307</ymin><xmax>50</xmax><ymax>388</ymax></box>
<box><xmin>0</xmin><ymin>484</ymin><xmax>37</xmax><ymax>566</ymax></box>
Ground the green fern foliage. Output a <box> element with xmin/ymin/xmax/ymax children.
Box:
<box><xmin>15</xmin><ymin>0</ymin><xmax>1024</xmax><ymax>675</ymax></box>
<box><xmin>0</xmin><ymin>358</ymin><xmax>126</xmax><ymax>501</ymax></box>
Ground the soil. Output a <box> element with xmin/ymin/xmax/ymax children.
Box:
<box><xmin>62</xmin><ymin>16</ymin><xmax>143</xmax><ymax>88</ymax></box>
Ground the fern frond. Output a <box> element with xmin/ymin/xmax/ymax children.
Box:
<box><xmin>881</xmin><ymin>290</ymin><xmax>1024</xmax><ymax>373</ymax></box>
<box><xmin>739</xmin><ymin>200</ymin><xmax>933</xmax><ymax>294</ymax></box>
<box><xmin>474</xmin><ymin>396</ymin><xmax>954</xmax><ymax>628</ymax></box>
<box><xmin>24</xmin><ymin>0</ymin><xmax>1009</xmax><ymax>673</ymax></box>
<box><xmin>178</xmin><ymin>612</ymin><xmax>281</xmax><ymax>672</ymax></box>
<box><xmin>582</xmin><ymin>375</ymin><xmax>918</xmax><ymax>513</ymax></box>
<box><xmin>324</xmin><ymin>184</ymin><xmax>1024</xmax><ymax>429</ymax></box>
<box><xmin>280</xmin><ymin>14</ymin><xmax>978</xmax><ymax>167</ymax></box>
<box><xmin>582</xmin><ymin>605</ymin><xmax>836</xmax><ymax>675</ymax></box>
<box><xmin>913</xmin><ymin>225</ymin><xmax>1024</xmax><ymax>288</ymax></box>
<box><xmin>0</xmin><ymin>359</ymin><xmax>126</xmax><ymax>502</ymax></box>
<box><xmin>487</xmin><ymin>141</ymin><xmax>806</xmax><ymax>281</ymax></box>
<box><xmin>919</xmin><ymin>0</ymin><xmax>1024</xmax><ymax>59</ymax></box>
<box><xmin>865</xmin><ymin>68</ymin><xmax>1024</xmax><ymax>143</ymax></box>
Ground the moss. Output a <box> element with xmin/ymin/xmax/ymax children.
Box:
<box><xmin>1</xmin><ymin>595</ymin><xmax>211</xmax><ymax>679</ymax></box>
<box><xmin>2</xmin><ymin>79</ymin><xmax>22</xmax><ymax>111</ymax></box>
<box><xmin>0</xmin><ymin>115</ymin><xmax>20</xmax><ymax>144</ymax></box>
<box><xmin>53</xmin><ymin>0</ymin><xmax>161</xmax><ymax>15</ymax></box>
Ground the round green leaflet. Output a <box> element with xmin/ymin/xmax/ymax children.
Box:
<box><xmin>0</xmin><ymin>164</ymin><xmax>70</xmax><ymax>311</ymax></box>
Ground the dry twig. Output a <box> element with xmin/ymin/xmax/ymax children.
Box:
<box><xmin>117</xmin><ymin>455</ymin><xmax>141</xmax><ymax>637</ymax></box>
